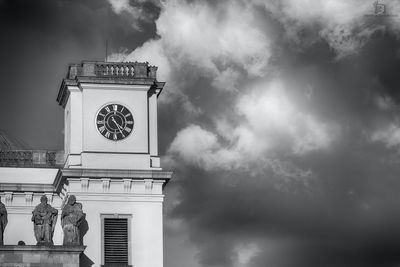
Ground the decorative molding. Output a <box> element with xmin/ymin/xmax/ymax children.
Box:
<box><xmin>59</xmin><ymin>168</ymin><xmax>173</xmax><ymax>181</ymax></box>
<box><xmin>25</xmin><ymin>192</ymin><xmax>33</xmax><ymax>206</ymax></box>
<box><xmin>69</xmin><ymin>61</ymin><xmax>158</xmax><ymax>79</ymax></box>
<box><xmin>80</xmin><ymin>178</ymin><xmax>89</xmax><ymax>192</ymax></box>
<box><xmin>123</xmin><ymin>179</ymin><xmax>132</xmax><ymax>193</ymax></box>
<box><xmin>102</xmin><ymin>178</ymin><xmax>111</xmax><ymax>193</ymax></box>
<box><xmin>45</xmin><ymin>193</ymin><xmax>54</xmax><ymax>204</ymax></box>
<box><xmin>144</xmin><ymin>179</ymin><xmax>153</xmax><ymax>194</ymax></box>
<box><xmin>57</xmin><ymin>61</ymin><xmax>162</xmax><ymax>107</ymax></box>
<box><xmin>72</xmin><ymin>194</ymin><xmax>164</xmax><ymax>203</ymax></box>
<box><xmin>0</xmin><ymin>183</ymin><xmax>55</xmax><ymax>193</ymax></box>
<box><xmin>5</xmin><ymin>192</ymin><xmax>12</xmax><ymax>205</ymax></box>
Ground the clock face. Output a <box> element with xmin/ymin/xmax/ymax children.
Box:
<box><xmin>96</xmin><ymin>103</ymin><xmax>134</xmax><ymax>141</ymax></box>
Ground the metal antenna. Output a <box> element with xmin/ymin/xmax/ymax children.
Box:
<box><xmin>105</xmin><ymin>40</ymin><xmax>108</xmax><ymax>62</ymax></box>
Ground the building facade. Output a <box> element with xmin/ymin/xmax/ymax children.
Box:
<box><xmin>0</xmin><ymin>61</ymin><xmax>172</xmax><ymax>267</ymax></box>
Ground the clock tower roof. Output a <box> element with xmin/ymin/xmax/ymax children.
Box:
<box><xmin>56</xmin><ymin>61</ymin><xmax>165</xmax><ymax>107</ymax></box>
<box><xmin>0</xmin><ymin>130</ymin><xmax>30</xmax><ymax>151</ymax></box>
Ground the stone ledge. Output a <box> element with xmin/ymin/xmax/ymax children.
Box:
<box><xmin>58</xmin><ymin>168</ymin><xmax>173</xmax><ymax>180</ymax></box>
<box><xmin>0</xmin><ymin>245</ymin><xmax>85</xmax><ymax>267</ymax></box>
<box><xmin>0</xmin><ymin>245</ymin><xmax>85</xmax><ymax>252</ymax></box>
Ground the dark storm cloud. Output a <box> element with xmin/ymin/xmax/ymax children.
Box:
<box><xmin>167</xmin><ymin>126</ymin><xmax>400</xmax><ymax>267</ymax></box>
<box><xmin>153</xmin><ymin>1</ymin><xmax>400</xmax><ymax>266</ymax></box>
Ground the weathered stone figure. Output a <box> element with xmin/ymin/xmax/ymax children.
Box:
<box><xmin>0</xmin><ymin>196</ymin><xmax>8</xmax><ymax>245</ymax></box>
<box><xmin>31</xmin><ymin>195</ymin><xmax>58</xmax><ymax>245</ymax></box>
<box><xmin>61</xmin><ymin>195</ymin><xmax>85</xmax><ymax>245</ymax></box>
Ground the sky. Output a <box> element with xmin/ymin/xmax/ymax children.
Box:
<box><xmin>2</xmin><ymin>0</ymin><xmax>400</xmax><ymax>266</ymax></box>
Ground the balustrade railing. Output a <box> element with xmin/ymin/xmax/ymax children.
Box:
<box><xmin>66</xmin><ymin>61</ymin><xmax>158</xmax><ymax>80</ymax></box>
<box><xmin>0</xmin><ymin>150</ymin><xmax>64</xmax><ymax>167</ymax></box>
<box><xmin>95</xmin><ymin>63</ymin><xmax>135</xmax><ymax>78</ymax></box>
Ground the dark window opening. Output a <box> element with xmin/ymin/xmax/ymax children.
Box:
<box><xmin>103</xmin><ymin>218</ymin><xmax>129</xmax><ymax>267</ymax></box>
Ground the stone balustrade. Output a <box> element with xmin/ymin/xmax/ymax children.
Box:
<box><xmin>66</xmin><ymin>61</ymin><xmax>158</xmax><ymax>79</ymax></box>
<box><xmin>0</xmin><ymin>150</ymin><xmax>64</xmax><ymax>168</ymax></box>
<box><xmin>95</xmin><ymin>62</ymin><xmax>135</xmax><ymax>78</ymax></box>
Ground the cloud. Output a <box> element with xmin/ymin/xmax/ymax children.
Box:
<box><xmin>235</xmin><ymin>242</ymin><xmax>261</xmax><ymax>267</ymax></box>
<box><xmin>109</xmin><ymin>0</ymin><xmax>273</xmax><ymax>95</ymax></box>
<box><xmin>236</xmin><ymin>80</ymin><xmax>335</xmax><ymax>155</ymax></box>
<box><xmin>319</xmin><ymin>24</ymin><xmax>385</xmax><ymax>59</ymax></box>
<box><xmin>157</xmin><ymin>0</ymin><xmax>272</xmax><ymax>77</ymax></box>
<box><xmin>167</xmin><ymin>79</ymin><xmax>337</xmax><ymax>181</ymax></box>
<box><xmin>108</xmin><ymin>0</ymin><xmax>400</xmax><ymax>74</ymax></box>
<box><xmin>168</xmin><ymin>124</ymin><xmax>246</xmax><ymax>172</ymax></box>
<box><xmin>107</xmin><ymin>0</ymin><xmax>158</xmax><ymax>30</ymax></box>
<box><xmin>375</xmin><ymin>95</ymin><xmax>396</xmax><ymax>111</ymax></box>
<box><xmin>257</xmin><ymin>0</ymin><xmax>389</xmax><ymax>58</ymax></box>
<box><xmin>371</xmin><ymin>122</ymin><xmax>400</xmax><ymax>149</ymax></box>
<box><xmin>276</xmin><ymin>0</ymin><xmax>369</xmax><ymax>25</ymax></box>
<box><xmin>123</xmin><ymin>39</ymin><xmax>171</xmax><ymax>81</ymax></box>
<box><xmin>105</xmin><ymin>1</ymin><xmax>400</xmax><ymax>266</ymax></box>
<box><xmin>168</xmin><ymin>125</ymin><xmax>234</xmax><ymax>171</ymax></box>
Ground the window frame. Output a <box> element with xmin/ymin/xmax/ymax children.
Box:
<box><xmin>100</xmin><ymin>213</ymin><xmax>132</xmax><ymax>267</ymax></box>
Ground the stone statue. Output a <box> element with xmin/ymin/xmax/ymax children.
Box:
<box><xmin>31</xmin><ymin>195</ymin><xmax>58</xmax><ymax>245</ymax></box>
<box><xmin>0</xmin><ymin>196</ymin><xmax>8</xmax><ymax>245</ymax></box>
<box><xmin>61</xmin><ymin>195</ymin><xmax>85</xmax><ymax>245</ymax></box>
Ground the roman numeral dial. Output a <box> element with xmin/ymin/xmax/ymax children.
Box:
<box><xmin>96</xmin><ymin>103</ymin><xmax>134</xmax><ymax>141</ymax></box>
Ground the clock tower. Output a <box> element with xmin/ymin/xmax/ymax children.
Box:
<box><xmin>56</xmin><ymin>61</ymin><xmax>172</xmax><ymax>267</ymax></box>
<box><xmin>57</xmin><ymin>61</ymin><xmax>164</xmax><ymax>170</ymax></box>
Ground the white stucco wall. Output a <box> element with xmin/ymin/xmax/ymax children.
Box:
<box><xmin>0</xmin><ymin>174</ymin><xmax>166</xmax><ymax>267</ymax></box>
<box><xmin>3</xmin><ymin>194</ymin><xmax>63</xmax><ymax>246</ymax></box>
<box><xmin>0</xmin><ymin>168</ymin><xmax>62</xmax><ymax>246</ymax></box>
<box><xmin>0</xmin><ymin>167</ymin><xmax>58</xmax><ymax>184</ymax></box>
<box><xmin>81</xmin><ymin>84</ymin><xmax>149</xmax><ymax>154</ymax></box>
<box><xmin>67</xmin><ymin>177</ymin><xmax>165</xmax><ymax>267</ymax></box>
<box><xmin>64</xmin><ymin>83</ymin><xmax>157</xmax><ymax>170</ymax></box>
<box><xmin>75</xmin><ymin>197</ymin><xmax>163</xmax><ymax>267</ymax></box>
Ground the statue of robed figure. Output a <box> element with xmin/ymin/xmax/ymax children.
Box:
<box><xmin>0</xmin><ymin>196</ymin><xmax>8</xmax><ymax>245</ymax></box>
<box><xmin>31</xmin><ymin>195</ymin><xmax>58</xmax><ymax>245</ymax></box>
<box><xmin>61</xmin><ymin>195</ymin><xmax>85</xmax><ymax>245</ymax></box>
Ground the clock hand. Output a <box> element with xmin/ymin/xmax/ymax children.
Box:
<box><xmin>111</xmin><ymin>117</ymin><xmax>122</xmax><ymax>128</ymax></box>
<box><xmin>111</xmin><ymin>117</ymin><xmax>124</xmax><ymax>135</ymax></box>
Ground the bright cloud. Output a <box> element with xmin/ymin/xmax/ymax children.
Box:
<box><xmin>168</xmin><ymin>80</ymin><xmax>337</xmax><ymax>174</ymax></box>
<box><xmin>109</xmin><ymin>0</ymin><xmax>272</xmax><ymax>93</ymax></box>
<box><xmin>107</xmin><ymin>0</ymin><xmax>156</xmax><ymax>30</ymax></box>
<box><xmin>106</xmin><ymin>0</ymin><xmax>342</xmax><ymax>179</ymax></box>
<box><xmin>235</xmin><ymin>80</ymin><xmax>335</xmax><ymax>155</ymax></box>
<box><xmin>235</xmin><ymin>243</ymin><xmax>261</xmax><ymax>267</ymax></box>
<box><xmin>108</xmin><ymin>0</ymin><xmax>400</xmax><ymax>72</ymax></box>
<box><xmin>156</xmin><ymin>0</ymin><xmax>272</xmax><ymax>77</ymax></box>
<box><xmin>125</xmin><ymin>39</ymin><xmax>171</xmax><ymax>81</ymax></box>
<box><xmin>371</xmin><ymin>123</ymin><xmax>400</xmax><ymax>149</ymax></box>
<box><xmin>168</xmin><ymin>125</ymin><xmax>241</xmax><ymax>171</ymax></box>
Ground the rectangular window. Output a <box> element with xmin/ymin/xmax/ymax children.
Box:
<box><xmin>101</xmin><ymin>215</ymin><xmax>132</xmax><ymax>267</ymax></box>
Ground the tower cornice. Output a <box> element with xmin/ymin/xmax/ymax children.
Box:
<box><xmin>56</xmin><ymin>61</ymin><xmax>165</xmax><ymax>107</ymax></box>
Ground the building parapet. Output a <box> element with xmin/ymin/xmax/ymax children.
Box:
<box><xmin>0</xmin><ymin>150</ymin><xmax>64</xmax><ymax>168</ymax></box>
<box><xmin>67</xmin><ymin>61</ymin><xmax>158</xmax><ymax>80</ymax></box>
<box><xmin>56</xmin><ymin>61</ymin><xmax>165</xmax><ymax>107</ymax></box>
